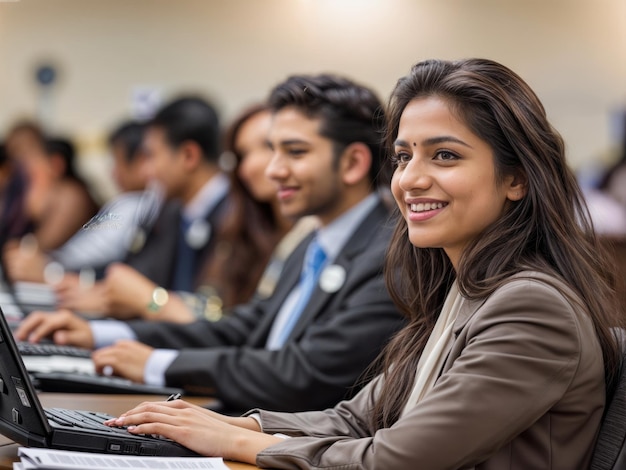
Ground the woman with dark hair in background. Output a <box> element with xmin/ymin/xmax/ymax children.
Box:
<box><xmin>107</xmin><ymin>58</ymin><xmax>622</xmax><ymax>469</ymax></box>
<box><xmin>3</xmin><ymin>121</ymin><xmax>99</xmax><ymax>252</ymax></box>
<box><xmin>3</xmin><ymin>120</ymin><xmax>159</xmax><ymax>284</ymax></box>
<box><xmin>0</xmin><ymin>142</ymin><xmax>31</xmax><ymax>248</ymax></box>
<box><xmin>184</xmin><ymin>103</ymin><xmax>300</xmax><ymax>313</ymax></box>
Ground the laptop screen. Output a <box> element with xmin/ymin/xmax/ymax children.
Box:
<box><xmin>0</xmin><ymin>305</ymin><xmax>52</xmax><ymax>447</ymax></box>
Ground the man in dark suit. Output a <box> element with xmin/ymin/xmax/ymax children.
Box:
<box><xmin>16</xmin><ymin>74</ymin><xmax>404</xmax><ymax>413</ymax></box>
<box><xmin>119</xmin><ymin>95</ymin><xmax>230</xmax><ymax>293</ymax></box>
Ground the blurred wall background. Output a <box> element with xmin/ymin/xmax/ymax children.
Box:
<box><xmin>1</xmin><ymin>0</ymin><xmax>625</xmax><ymax>198</ymax></box>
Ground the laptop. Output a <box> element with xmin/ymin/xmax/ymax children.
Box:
<box><xmin>0</xmin><ymin>259</ymin><xmax>57</xmax><ymax>330</ymax></box>
<box><xmin>0</xmin><ymin>262</ymin><xmax>183</xmax><ymax>395</ymax></box>
<box><xmin>0</xmin><ymin>306</ymin><xmax>198</xmax><ymax>456</ymax></box>
<box><xmin>6</xmin><ymin>320</ymin><xmax>184</xmax><ymax>395</ymax></box>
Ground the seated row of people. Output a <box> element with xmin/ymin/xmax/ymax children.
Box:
<box><xmin>13</xmin><ymin>74</ymin><xmax>406</xmax><ymax>415</ymax></box>
<box><xmin>9</xmin><ymin>59</ymin><xmax>626</xmax><ymax>468</ymax></box>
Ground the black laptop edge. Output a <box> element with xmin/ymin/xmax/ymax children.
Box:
<box><xmin>0</xmin><ymin>306</ymin><xmax>198</xmax><ymax>457</ymax></box>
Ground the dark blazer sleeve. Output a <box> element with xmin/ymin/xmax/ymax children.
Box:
<box><xmin>130</xmin><ymin>201</ymin><xmax>404</xmax><ymax>412</ymax></box>
<box><xmin>129</xmin><ymin>297</ymin><xmax>281</xmax><ymax>349</ymax></box>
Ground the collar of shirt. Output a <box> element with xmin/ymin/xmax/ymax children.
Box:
<box><xmin>182</xmin><ymin>172</ymin><xmax>230</xmax><ymax>222</ymax></box>
<box><xmin>316</xmin><ymin>192</ymin><xmax>380</xmax><ymax>263</ymax></box>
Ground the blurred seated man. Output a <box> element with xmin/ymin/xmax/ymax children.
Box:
<box><xmin>17</xmin><ymin>73</ymin><xmax>404</xmax><ymax>413</ymax></box>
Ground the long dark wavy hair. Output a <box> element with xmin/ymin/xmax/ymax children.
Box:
<box><xmin>370</xmin><ymin>58</ymin><xmax>622</xmax><ymax>430</ymax></box>
<box><xmin>197</xmin><ymin>104</ymin><xmax>287</xmax><ymax>308</ymax></box>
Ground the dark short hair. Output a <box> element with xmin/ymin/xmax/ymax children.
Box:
<box><xmin>149</xmin><ymin>96</ymin><xmax>221</xmax><ymax>163</ymax></box>
<box><xmin>268</xmin><ymin>74</ymin><xmax>387</xmax><ymax>187</ymax></box>
<box><xmin>108</xmin><ymin>121</ymin><xmax>147</xmax><ymax>163</ymax></box>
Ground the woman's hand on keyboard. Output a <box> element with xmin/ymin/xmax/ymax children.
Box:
<box><xmin>104</xmin><ymin>399</ymin><xmax>280</xmax><ymax>463</ymax></box>
<box><xmin>13</xmin><ymin>309</ymin><xmax>95</xmax><ymax>349</ymax></box>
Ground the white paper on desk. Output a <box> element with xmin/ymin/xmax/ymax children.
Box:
<box><xmin>17</xmin><ymin>447</ymin><xmax>229</xmax><ymax>469</ymax></box>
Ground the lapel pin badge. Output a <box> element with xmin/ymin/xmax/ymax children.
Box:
<box><xmin>319</xmin><ymin>264</ymin><xmax>346</xmax><ymax>293</ymax></box>
<box><xmin>186</xmin><ymin>219</ymin><xmax>212</xmax><ymax>249</ymax></box>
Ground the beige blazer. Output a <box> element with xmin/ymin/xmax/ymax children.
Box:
<box><xmin>253</xmin><ymin>272</ymin><xmax>605</xmax><ymax>469</ymax></box>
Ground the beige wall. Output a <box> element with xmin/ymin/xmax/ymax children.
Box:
<box><xmin>1</xmin><ymin>0</ymin><xmax>625</xmax><ymax>195</ymax></box>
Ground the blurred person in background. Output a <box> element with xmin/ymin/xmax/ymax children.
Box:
<box><xmin>3</xmin><ymin>121</ymin><xmax>99</xmax><ymax>253</ymax></box>
<box><xmin>597</xmin><ymin>110</ymin><xmax>626</xmax><ymax>209</ymax></box>
<box><xmin>3</xmin><ymin>120</ymin><xmax>161</xmax><ymax>284</ymax></box>
<box><xmin>582</xmin><ymin>110</ymin><xmax>626</xmax><ymax>236</ymax></box>
<box><xmin>0</xmin><ymin>142</ymin><xmax>31</xmax><ymax>249</ymax></box>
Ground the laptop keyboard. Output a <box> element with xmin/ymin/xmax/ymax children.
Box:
<box><xmin>45</xmin><ymin>408</ymin><xmax>169</xmax><ymax>441</ymax></box>
<box><xmin>17</xmin><ymin>342</ymin><xmax>183</xmax><ymax>396</ymax></box>
<box><xmin>45</xmin><ymin>408</ymin><xmax>126</xmax><ymax>433</ymax></box>
<box><xmin>18</xmin><ymin>341</ymin><xmax>92</xmax><ymax>358</ymax></box>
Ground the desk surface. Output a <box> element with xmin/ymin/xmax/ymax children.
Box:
<box><xmin>0</xmin><ymin>393</ymin><xmax>258</xmax><ymax>470</ymax></box>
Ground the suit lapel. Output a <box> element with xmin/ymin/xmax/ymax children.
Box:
<box><xmin>452</xmin><ymin>296</ymin><xmax>484</xmax><ymax>335</ymax></box>
<box><xmin>286</xmin><ymin>200</ymin><xmax>391</xmax><ymax>341</ymax></box>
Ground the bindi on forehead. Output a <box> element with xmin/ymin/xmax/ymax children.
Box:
<box><xmin>413</xmin><ymin>142</ymin><xmax>417</xmax><ymax>147</ymax></box>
